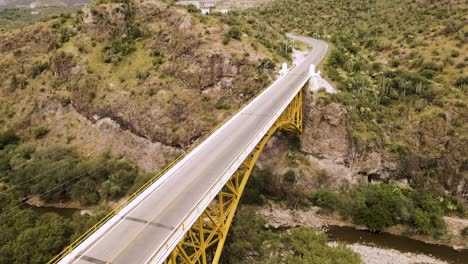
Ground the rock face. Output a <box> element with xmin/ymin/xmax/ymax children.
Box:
<box><xmin>296</xmin><ymin>90</ymin><xmax>465</xmax><ymax>196</ymax></box>
<box><xmin>257</xmin><ymin>204</ymin><xmax>349</xmax><ymax>229</ymax></box>
<box><xmin>299</xmin><ymin>93</ymin><xmax>388</xmax><ymax>185</ymax></box>
<box><xmin>301</xmin><ymin>98</ymin><xmax>350</xmax><ymax>165</ymax></box>
<box><xmin>399</xmin><ymin>109</ymin><xmax>467</xmax><ymax>195</ymax></box>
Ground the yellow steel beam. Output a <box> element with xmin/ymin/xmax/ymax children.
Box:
<box><xmin>166</xmin><ymin>89</ymin><xmax>303</xmax><ymax>263</ymax></box>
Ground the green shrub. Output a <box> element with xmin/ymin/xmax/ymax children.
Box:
<box><xmin>409</xmin><ymin>207</ymin><xmax>445</xmax><ymax>238</ymax></box>
<box><xmin>33</xmin><ymin>127</ymin><xmax>49</xmax><ymax>139</ymax></box>
<box><xmin>10</xmin><ymin>74</ymin><xmax>28</xmax><ymax>90</ymax></box>
<box><xmin>388</xmin><ymin>142</ymin><xmax>411</xmax><ymax>156</ymax></box>
<box><xmin>88</xmin><ymin>90</ymin><xmax>96</xmax><ymax>100</ymax></box>
<box><xmin>286</xmin><ymin>227</ymin><xmax>361</xmax><ymax>264</ymax></box>
<box><xmin>351</xmin><ymin>184</ymin><xmax>411</xmax><ymax>231</ymax></box>
<box><xmin>0</xmin><ymin>130</ymin><xmax>19</xmax><ymax>149</ymax></box>
<box><xmin>354</xmin><ymin>204</ymin><xmax>395</xmax><ymax>231</ymax></box>
<box><xmin>407</xmin><ymin>191</ymin><xmax>446</xmax><ymax>237</ymax></box>
<box><xmin>147</xmin><ymin>88</ymin><xmax>156</xmax><ymax>96</ymax></box>
<box><xmin>311</xmin><ymin>189</ymin><xmax>339</xmax><ymax>211</ymax></box>
<box><xmin>153</xmin><ymin>57</ymin><xmax>164</xmax><ymax>68</ymax></box>
<box><xmin>287</xmin><ymin>134</ymin><xmax>301</xmax><ymax>150</ymax></box>
<box><xmin>186</xmin><ymin>4</ymin><xmax>200</xmax><ymax>13</ymax></box>
<box><xmin>259</xmin><ymin>58</ymin><xmax>275</xmax><ymax>69</ymax></box>
<box><xmin>462</xmin><ymin>227</ymin><xmax>468</xmax><ymax>236</ymax></box>
<box><xmin>127</xmin><ymin>173</ymin><xmax>152</xmax><ymax>195</ymax></box>
<box><xmin>371</xmin><ymin>62</ymin><xmax>383</xmax><ymax>73</ymax></box>
<box><xmin>214</xmin><ymin>102</ymin><xmax>231</xmax><ymax>110</ymax></box>
<box><xmin>101</xmin><ymin>169</ymin><xmax>137</xmax><ymax>200</ymax></box>
<box><xmin>454</xmin><ymin>76</ymin><xmax>467</xmax><ymax>87</ymax></box>
<box><xmin>450</xmin><ymin>50</ymin><xmax>460</xmax><ymax>58</ymax></box>
<box><xmin>283</xmin><ymin>170</ymin><xmax>296</xmax><ymax>184</ymax></box>
<box><xmin>102</xmin><ymin>38</ymin><xmax>136</xmax><ymax>64</ymax></box>
<box><xmin>225</xmin><ymin>26</ymin><xmax>242</xmax><ymax>40</ymax></box>
<box><xmin>150</xmin><ymin>49</ymin><xmax>163</xmax><ymax>57</ymax></box>
<box><xmin>137</xmin><ymin>70</ymin><xmax>149</xmax><ymax>80</ymax></box>
<box><xmin>420</xmin><ymin>69</ymin><xmax>436</xmax><ymax>79</ymax></box>
<box><xmin>316</xmin><ymin>169</ymin><xmax>329</xmax><ymax>186</ymax></box>
<box><xmin>3</xmin><ymin>212</ymin><xmax>75</xmax><ymax>263</ymax></box>
<box><xmin>30</xmin><ymin>61</ymin><xmax>48</xmax><ymax>78</ymax></box>
<box><xmin>420</xmin><ymin>61</ymin><xmax>440</xmax><ymax>71</ymax></box>
<box><xmin>310</xmin><ymin>184</ymin><xmax>447</xmax><ymax>236</ymax></box>
<box><xmin>242</xmin><ymin>167</ymin><xmax>277</xmax><ymax>204</ymax></box>
<box><xmin>390</xmin><ymin>59</ymin><xmax>401</xmax><ymax>67</ymax></box>
<box><xmin>328</xmin><ymin>49</ymin><xmax>346</xmax><ymax>67</ymax></box>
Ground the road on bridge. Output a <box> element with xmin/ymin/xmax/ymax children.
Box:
<box><xmin>65</xmin><ymin>36</ymin><xmax>328</xmax><ymax>264</ymax></box>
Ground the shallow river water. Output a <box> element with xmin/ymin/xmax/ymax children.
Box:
<box><xmin>23</xmin><ymin>204</ymin><xmax>81</xmax><ymax>219</ymax></box>
<box><xmin>22</xmin><ymin>205</ymin><xmax>468</xmax><ymax>263</ymax></box>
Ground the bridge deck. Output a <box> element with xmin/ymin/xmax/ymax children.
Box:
<box><xmin>64</xmin><ymin>36</ymin><xmax>328</xmax><ymax>264</ymax></box>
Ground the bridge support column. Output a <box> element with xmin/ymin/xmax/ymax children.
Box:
<box><xmin>164</xmin><ymin>89</ymin><xmax>303</xmax><ymax>264</ymax></box>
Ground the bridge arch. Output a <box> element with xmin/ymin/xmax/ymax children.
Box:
<box><xmin>164</xmin><ymin>89</ymin><xmax>303</xmax><ymax>264</ymax></box>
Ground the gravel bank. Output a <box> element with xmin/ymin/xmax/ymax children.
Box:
<box><xmin>328</xmin><ymin>242</ymin><xmax>448</xmax><ymax>264</ymax></box>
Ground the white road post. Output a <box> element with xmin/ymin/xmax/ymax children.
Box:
<box><xmin>309</xmin><ymin>64</ymin><xmax>320</xmax><ymax>91</ymax></box>
<box><xmin>279</xmin><ymin>62</ymin><xmax>288</xmax><ymax>76</ymax></box>
<box><xmin>309</xmin><ymin>64</ymin><xmax>336</xmax><ymax>94</ymax></box>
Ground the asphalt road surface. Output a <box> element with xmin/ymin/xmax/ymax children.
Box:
<box><xmin>64</xmin><ymin>36</ymin><xmax>328</xmax><ymax>264</ymax></box>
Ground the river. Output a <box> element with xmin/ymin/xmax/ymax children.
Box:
<box><xmin>23</xmin><ymin>204</ymin><xmax>81</xmax><ymax>219</ymax></box>
<box><xmin>23</xmin><ymin>205</ymin><xmax>468</xmax><ymax>263</ymax></box>
<box><xmin>326</xmin><ymin>225</ymin><xmax>468</xmax><ymax>264</ymax></box>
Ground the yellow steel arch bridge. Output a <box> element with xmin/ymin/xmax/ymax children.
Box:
<box><xmin>165</xmin><ymin>91</ymin><xmax>302</xmax><ymax>264</ymax></box>
<box><xmin>49</xmin><ymin>35</ymin><xmax>328</xmax><ymax>264</ymax></box>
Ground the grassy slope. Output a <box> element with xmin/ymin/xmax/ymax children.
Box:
<box><xmin>0</xmin><ymin>1</ymin><xmax>294</xmax><ymax>262</ymax></box>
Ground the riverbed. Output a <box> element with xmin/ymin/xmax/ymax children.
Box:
<box><xmin>326</xmin><ymin>225</ymin><xmax>468</xmax><ymax>264</ymax></box>
<box><xmin>23</xmin><ymin>204</ymin><xmax>81</xmax><ymax>218</ymax></box>
<box><xmin>258</xmin><ymin>204</ymin><xmax>468</xmax><ymax>264</ymax></box>
<box><xmin>23</xmin><ymin>204</ymin><xmax>468</xmax><ymax>263</ymax></box>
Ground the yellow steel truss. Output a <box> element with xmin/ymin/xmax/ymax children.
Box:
<box><xmin>164</xmin><ymin>89</ymin><xmax>303</xmax><ymax>264</ymax></box>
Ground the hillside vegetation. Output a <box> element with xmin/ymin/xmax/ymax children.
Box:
<box><xmin>249</xmin><ymin>0</ymin><xmax>467</xmax><ymax>200</ymax></box>
<box><xmin>0</xmin><ymin>0</ymin><xmax>290</xmax><ymax>170</ymax></box>
<box><xmin>0</xmin><ymin>0</ymin><xmax>293</xmax><ymax>262</ymax></box>
<box><xmin>0</xmin><ymin>6</ymin><xmax>82</xmax><ymax>30</ymax></box>
<box><xmin>0</xmin><ymin>131</ymin><xmax>126</xmax><ymax>263</ymax></box>
<box><xmin>0</xmin><ymin>0</ymin><xmax>89</xmax><ymax>30</ymax></box>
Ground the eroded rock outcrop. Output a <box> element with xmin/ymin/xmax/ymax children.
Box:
<box><xmin>297</xmin><ymin>93</ymin><xmax>397</xmax><ymax>186</ymax></box>
<box><xmin>301</xmin><ymin>98</ymin><xmax>350</xmax><ymax>165</ymax></box>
